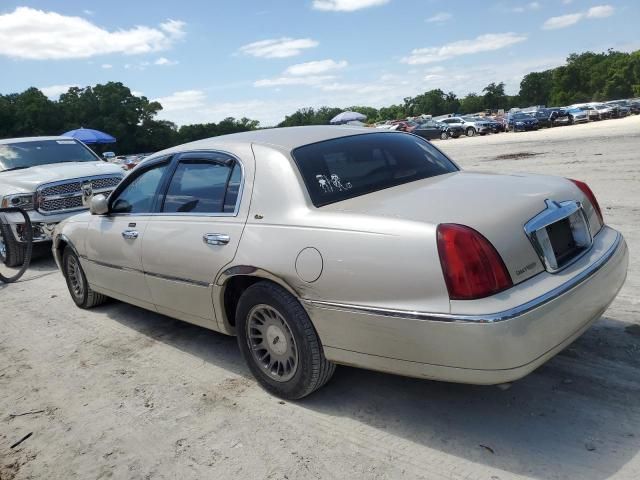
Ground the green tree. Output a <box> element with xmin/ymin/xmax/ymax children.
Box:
<box><xmin>482</xmin><ymin>82</ymin><xmax>508</xmax><ymax>111</ymax></box>
<box><xmin>519</xmin><ymin>70</ymin><xmax>553</xmax><ymax>106</ymax></box>
<box><xmin>459</xmin><ymin>93</ymin><xmax>485</xmax><ymax>114</ymax></box>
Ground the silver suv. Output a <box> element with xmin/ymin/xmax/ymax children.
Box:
<box><xmin>0</xmin><ymin>137</ymin><xmax>124</xmax><ymax>266</ymax></box>
<box><xmin>439</xmin><ymin>117</ymin><xmax>491</xmax><ymax>137</ymax></box>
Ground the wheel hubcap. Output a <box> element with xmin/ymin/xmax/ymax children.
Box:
<box><xmin>247</xmin><ymin>304</ymin><xmax>298</xmax><ymax>382</ymax></box>
<box><xmin>66</xmin><ymin>255</ymin><xmax>85</xmax><ymax>299</ymax></box>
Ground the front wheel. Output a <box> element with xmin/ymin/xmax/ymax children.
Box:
<box><xmin>466</xmin><ymin>127</ymin><xmax>475</xmax><ymax>137</ymax></box>
<box><xmin>0</xmin><ymin>222</ymin><xmax>26</xmax><ymax>268</ymax></box>
<box><xmin>62</xmin><ymin>247</ymin><xmax>108</xmax><ymax>308</ymax></box>
<box><xmin>236</xmin><ymin>282</ymin><xmax>335</xmax><ymax>399</ymax></box>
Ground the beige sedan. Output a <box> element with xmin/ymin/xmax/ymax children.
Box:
<box><xmin>52</xmin><ymin>126</ymin><xmax>628</xmax><ymax>399</ymax></box>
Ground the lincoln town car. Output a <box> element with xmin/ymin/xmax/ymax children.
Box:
<box><xmin>52</xmin><ymin>126</ymin><xmax>628</xmax><ymax>399</ymax></box>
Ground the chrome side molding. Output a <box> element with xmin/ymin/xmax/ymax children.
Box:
<box><xmin>304</xmin><ymin>232</ymin><xmax>623</xmax><ymax>324</ymax></box>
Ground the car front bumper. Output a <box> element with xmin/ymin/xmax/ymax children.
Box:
<box><xmin>0</xmin><ymin>210</ymin><xmax>81</xmax><ymax>243</ymax></box>
<box><xmin>305</xmin><ymin>227</ymin><xmax>628</xmax><ymax>384</ymax></box>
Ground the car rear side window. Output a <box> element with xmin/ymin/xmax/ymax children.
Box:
<box><xmin>162</xmin><ymin>160</ymin><xmax>237</xmax><ymax>214</ymax></box>
<box><xmin>292</xmin><ymin>132</ymin><xmax>458</xmax><ymax>207</ymax></box>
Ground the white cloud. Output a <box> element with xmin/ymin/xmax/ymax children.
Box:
<box><xmin>542</xmin><ymin>5</ymin><xmax>613</xmax><ymax>29</ymax></box>
<box><xmin>39</xmin><ymin>84</ymin><xmax>78</xmax><ymax>98</ymax></box>
<box><xmin>586</xmin><ymin>5</ymin><xmax>614</xmax><ymax>18</ymax></box>
<box><xmin>312</xmin><ymin>0</ymin><xmax>390</xmax><ymax>12</ymax></box>
<box><xmin>0</xmin><ymin>7</ymin><xmax>186</xmax><ymax>60</ymax></box>
<box><xmin>542</xmin><ymin>13</ymin><xmax>584</xmax><ymax>29</ymax></box>
<box><xmin>83</xmin><ymin>9</ymin><xmax>94</xmax><ymax>16</ymax></box>
<box><xmin>154</xmin><ymin>90</ymin><xmax>207</xmax><ymax>111</ymax></box>
<box><xmin>238</xmin><ymin>37</ymin><xmax>318</xmax><ymax>59</ymax></box>
<box><xmin>512</xmin><ymin>1</ymin><xmax>540</xmax><ymax>12</ymax></box>
<box><xmin>402</xmin><ymin>32</ymin><xmax>527</xmax><ymax>65</ymax></box>
<box><xmin>426</xmin><ymin>12</ymin><xmax>452</xmax><ymax>23</ymax></box>
<box><xmin>101</xmin><ymin>64</ymin><xmax>112</xmax><ymax>69</ymax></box>
<box><xmin>154</xmin><ymin>57</ymin><xmax>178</xmax><ymax>66</ymax></box>
<box><xmin>284</xmin><ymin>59</ymin><xmax>347</xmax><ymax>76</ymax></box>
<box><xmin>254</xmin><ymin>75</ymin><xmax>335</xmax><ymax>87</ymax></box>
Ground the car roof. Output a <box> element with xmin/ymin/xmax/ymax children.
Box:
<box><xmin>153</xmin><ymin>125</ymin><xmax>388</xmax><ymax>156</ymax></box>
<box><xmin>0</xmin><ymin>136</ymin><xmax>75</xmax><ymax>145</ymax></box>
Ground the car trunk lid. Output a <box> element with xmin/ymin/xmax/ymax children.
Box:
<box><xmin>322</xmin><ymin>171</ymin><xmax>585</xmax><ymax>284</ymax></box>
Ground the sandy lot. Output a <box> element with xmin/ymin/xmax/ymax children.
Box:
<box><xmin>1</xmin><ymin>116</ymin><xmax>639</xmax><ymax>480</ymax></box>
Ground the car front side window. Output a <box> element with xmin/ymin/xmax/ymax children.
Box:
<box><xmin>161</xmin><ymin>158</ymin><xmax>239</xmax><ymax>214</ymax></box>
<box><xmin>111</xmin><ymin>162</ymin><xmax>168</xmax><ymax>214</ymax></box>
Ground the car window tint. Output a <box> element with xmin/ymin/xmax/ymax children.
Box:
<box><xmin>162</xmin><ymin>161</ymin><xmax>234</xmax><ymax>213</ymax></box>
<box><xmin>292</xmin><ymin>132</ymin><xmax>458</xmax><ymax>207</ymax></box>
<box><xmin>111</xmin><ymin>163</ymin><xmax>167</xmax><ymax>214</ymax></box>
<box><xmin>223</xmin><ymin>162</ymin><xmax>242</xmax><ymax>213</ymax></box>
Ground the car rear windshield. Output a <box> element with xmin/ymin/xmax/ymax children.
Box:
<box><xmin>291</xmin><ymin>132</ymin><xmax>458</xmax><ymax>207</ymax></box>
<box><xmin>0</xmin><ymin>139</ymin><xmax>100</xmax><ymax>172</ymax></box>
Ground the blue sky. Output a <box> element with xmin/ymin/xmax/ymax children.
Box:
<box><xmin>0</xmin><ymin>0</ymin><xmax>636</xmax><ymax>125</ymax></box>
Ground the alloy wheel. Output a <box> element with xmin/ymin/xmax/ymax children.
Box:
<box><xmin>66</xmin><ymin>254</ymin><xmax>85</xmax><ymax>299</ymax></box>
<box><xmin>247</xmin><ymin>304</ymin><xmax>299</xmax><ymax>382</ymax></box>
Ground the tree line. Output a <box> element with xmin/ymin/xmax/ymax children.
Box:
<box><xmin>1</xmin><ymin>49</ymin><xmax>638</xmax><ymax>153</ymax></box>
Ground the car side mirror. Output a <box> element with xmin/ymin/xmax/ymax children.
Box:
<box><xmin>89</xmin><ymin>194</ymin><xmax>109</xmax><ymax>215</ymax></box>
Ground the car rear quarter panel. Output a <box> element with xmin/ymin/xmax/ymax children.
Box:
<box><xmin>231</xmin><ymin>144</ymin><xmax>450</xmax><ymax>313</ymax></box>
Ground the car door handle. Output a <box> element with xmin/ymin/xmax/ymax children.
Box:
<box><xmin>203</xmin><ymin>233</ymin><xmax>230</xmax><ymax>245</ymax></box>
<box><xmin>122</xmin><ymin>230</ymin><xmax>139</xmax><ymax>240</ymax></box>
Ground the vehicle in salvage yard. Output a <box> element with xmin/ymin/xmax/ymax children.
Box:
<box><xmin>565</xmin><ymin>107</ymin><xmax>589</xmax><ymax>124</ymax></box>
<box><xmin>412</xmin><ymin>119</ymin><xmax>463</xmax><ymax>140</ymax></box>
<box><xmin>0</xmin><ymin>137</ymin><xmax>124</xmax><ymax>267</ymax></box>
<box><xmin>439</xmin><ymin>117</ymin><xmax>491</xmax><ymax>137</ymax></box>
<box><xmin>506</xmin><ymin>112</ymin><xmax>539</xmax><ymax>131</ymax></box>
<box><xmin>52</xmin><ymin>126</ymin><xmax>628</xmax><ymax>399</ymax></box>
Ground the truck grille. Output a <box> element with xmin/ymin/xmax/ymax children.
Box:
<box><xmin>37</xmin><ymin>175</ymin><xmax>123</xmax><ymax>214</ymax></box>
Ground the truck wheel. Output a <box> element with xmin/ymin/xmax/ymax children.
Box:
<box><xmin>466</xmin><ymin>127</ymin><xmax>475</xmax><ymax>137</ymax></box>
<box><xmin>0</xmin><ymin>222</ymin><xmax>26</xmax><ymax>268</ymax></box>
<box><xmin>62</xmin><ymin>247</ymin><xmax>108</xmax><ymax>308</ymax></box>
<box><xmin>236</xmin><ymin>281</ymin><xmax>335</xmax><ymax>399</ymax></box>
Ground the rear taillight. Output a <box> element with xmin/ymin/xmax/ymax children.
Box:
<box><xmin>569</xmin><ymin>179</ymin><xmax>603</xmax><ymax>225</ymax></box>
<box><xmin>437</xmin><ymin>224</ymin><xmax>513</xmax><ymax>300</ymax></box>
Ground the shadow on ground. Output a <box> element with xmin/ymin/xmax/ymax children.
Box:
<box><xmin>98</xmin><ymin>295</ymin><xmax>640</xmax><ymax>480</ymax></box>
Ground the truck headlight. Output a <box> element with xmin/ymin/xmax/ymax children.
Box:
<box><xmin>1</xmin><ymin>193</ymin><xmax>35</xmax><ymax>210</ymax></box>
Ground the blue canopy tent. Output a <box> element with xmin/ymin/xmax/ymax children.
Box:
<box><xmin>62</xmin><ymin>127</ymin><xmax>116</xmax><ymax>144</ymax></box>
<box><xmin>329</xmin><ymin>111</ymin><xmax>367</xmax><ymax>125</ymax></box>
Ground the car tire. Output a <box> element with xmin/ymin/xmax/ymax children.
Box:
<box><xmin>62</xmin><ymin>246</ymin><xmax>108</xmax><ymax>309</ymax></box>
<box><xmin>0</xmin><ymin>221</ymin><xmax>26</xmax><ymax>268</ymax></box>
<box><xmin>568</xmin><ymin>116</ymin><xmax>574</xmax><ymax>125</ymax></box>
<box><xmin>236</xmin><ymin>281</ymin><xmax>335</xmax><ymax>399</ymax></box>
<box><xmin>440</xmin><ymin>131</ymin><xmax>449</xmax><ymax>140</ymax></box>
<box><xmin>466</xmin><ymin>127</ymin><xmax>475</xmax><ymax>137</ymax></box>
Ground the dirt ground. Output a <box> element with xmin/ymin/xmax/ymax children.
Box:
<box><xmin>1</xmin><ymin>116</ymin><xmax>639</xmax><ymax>480</ymax></box>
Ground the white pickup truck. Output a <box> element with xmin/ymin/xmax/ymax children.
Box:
<box><xmin>0</xmin><ymin>136</ymin><xmax>124</xmax><ymax>267</ymax></box>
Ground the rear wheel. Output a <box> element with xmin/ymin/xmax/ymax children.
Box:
<box><xmin>62</xmin><ymin>247</ymin><xmax>108</xmax><ymax>308</ymax></box>
<box><xmin>440</xmin><ymin>131</ymin><xmax>449</xmax><ymax>140</ymax></box>
<box><xmin>236</xmin><ymin>281</ymin><xmax>335</xmax><ymax>399</ymax></box>
<box><xmin>466</xmin><ymin>127</ymin><xmax>475</xmax><ymax>137</ymax></box>
<box><xmin>0</xmin><ymin>222</ymin><xmax>25</xmax><ymax>268</ymax></box>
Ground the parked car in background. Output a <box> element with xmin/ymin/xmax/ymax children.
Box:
<box><xmin>590</xmin><ymin>103</ymin><xmax>614</xmax><ymax>120</ymax></box>
<box><xmin>0</xmin><ymin>137</ymin><xmax>124</xmax><ymax>267</ymax></box>
<box><xmin>507</xmin><ymin>112</ymin><xmax>539</xmax><ymax>131</ymax></box>
<box><xmin>605</xmin><ymin>100</ymin><xmax>632</xmax><ymax>117</ymax></box>
<box><xmin>474</xmin><ymin>117</ymin><xmax>504</xmax><ymax>133</ymax></box>
<box><xmin>531</xmin><ymin>108</ymin><xmax>569</xmax><ymax>128</ymax></box>
<box><xmin>565</xmin><ymin>107</ymin><xmax>589</xmax><ymax>124</ymax></box>
<box><xmin>440</xmin><ymin>117</ymin><xmax>491</xmax><ymax>137</ymax></box>
<box><xmin>412</xmin><ymin>120</ymin><xmax>463</xmax><ymax>140</ymax></box>
<box><xmin>53</xmin><ymin>126</ymin><xmax>628</xmax><ymax>399</ymax></box>
<box><xmin>574</xmin><ymin>105</ymin><xmax>600</xmax><ymax>121</ymax></box>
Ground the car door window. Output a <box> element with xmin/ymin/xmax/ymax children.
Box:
<box><xmin>162</xmin><ymin>160</ymin><xmax>237</xmax><ymax>214</ymax></box>
<box><xmin>111</xmin><ymin>162</ymin><xmax>168</xmax><ymax>214</ymax></box>
<box><xmin>223</xmin><ymin>162</ymin><xmax>242</xmax><ymax>213</ymax></box>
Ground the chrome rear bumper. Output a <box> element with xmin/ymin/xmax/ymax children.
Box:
<box><xmin>305</xmin><ymin>228</ymin><xmax>628</xmax><ymax>384</ymax></box>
